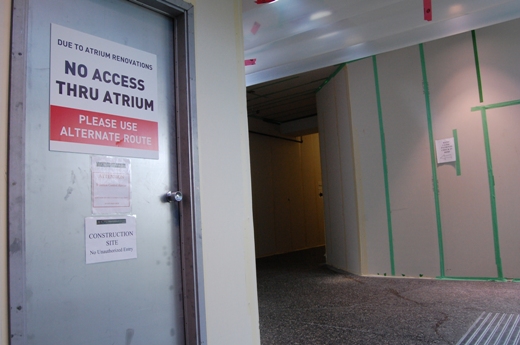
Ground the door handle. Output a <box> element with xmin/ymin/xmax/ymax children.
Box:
<box><xmin>166</xmin><ymin>191</ymin><xmax>183</xmax><ymax>202</ymax></box>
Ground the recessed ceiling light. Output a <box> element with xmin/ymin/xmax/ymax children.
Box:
<box><xmin>255</xmin><ymin>0</ymin><xmax>279</xmax><ymax>4</ymax></box>
<box><xmin>449</xmin><ymin>4</ymin><xmax>463</xmax><ymax>14</ymax></box>
<box><xmin>317</xmin><ymin>32</ymin><xmax>339</xmax><ymax>40</ymax></box>
<box><xmin>310</xmin><ymin>11</ymin><xmax>332</xmax><ymax>21</ymax></box>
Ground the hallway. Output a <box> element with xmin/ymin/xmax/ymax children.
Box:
<box><xmin>256</xmin><ymin>247</ymin><xmax>520</xmax><ymax>344</ymax></box>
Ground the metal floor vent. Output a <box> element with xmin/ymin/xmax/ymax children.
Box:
<box><xmin>457</xmin><ymin>312</ymin><xmax>520</xmax><ymax>345</ymax></box>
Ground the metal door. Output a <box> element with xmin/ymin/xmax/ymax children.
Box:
<box><xmin>9</xmin><ymin>0</ymin><xmax>200</xmax><ymax>343</ymax></box>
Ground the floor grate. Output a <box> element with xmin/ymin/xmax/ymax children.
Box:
<box><xmin>457</xmin><ymin>312</ymin><xmax>520</xmax><ymax>345</ymax></box>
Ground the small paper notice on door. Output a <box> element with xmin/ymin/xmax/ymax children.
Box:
<box><xmin>92</xmin><ymin>156</ymin><xmax>131</xmax><ymax>214</ymax></box>
<box><xmin>85</xmin><ymin>215</ymin><xmax>137</xmax><ymax>264</ymax></box>
<box><xmin>435</xmin><ymin>137</ymin><xmax>456</xmax><ymax>164</ymax></box>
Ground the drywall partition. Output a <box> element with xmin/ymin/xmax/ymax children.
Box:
<box><xmin>190</xmin><ymin>0</ymin><xmax>261</xmax><ymax>343</ymax></box>
<box><xmin>374</xmin><ymin>46</ymin><xmax>441</xmax><ymax>278</ymax></box>
<box><xmin>475</xmin><ymin>19</ymin><xmax>520</xmax><ymax>279</ymax></box>
<box><xmin>324</xmin><ymin>17</ymin><xmax>520</xmax><ymax>280</ymax></box>
<box><xmin>477</xmin><ymin>19</ymin><xmax>520</xmax><ymax>105</ymax></box>
<box><xmin>485</xmin><ymin>104</ymin><xmax>520</xmax><ymax>279</ymax></box>
<box><xmin>1</xmin><ymin>0</ymin><xmax>10</xmax><ymax>342</ymax></box>
<box><xmin>249</xmin><ymin>133</ymin><xmax>324</xmax><ymax>258</ymax></box>
<box><xmin>317</xmin><ymin>79</ymin><xmax>347</xmax><ymax>271</ymax></box>
<box><xmin>347</xmin><ymin>57</ymin><xmax>393</xmax><ymax>276</ymax></box>
<box><xmin>316</xmin><ymin>68</ymin><xmax>361</xmax><ymax>274</ymax></box>
<box><xmin>422</xmin><ymin>34</ymin><xmax>496</xmax><ymax>278</ymax></box>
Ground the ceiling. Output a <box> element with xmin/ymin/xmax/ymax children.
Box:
<box><xmin>244</xmin><ymin>0</ymin><xmax>520</xmax><ymax>132</ymax></box>
<box><xmin>246</xmin><ymin>64</ymin><xmax>338</xmax><ymax>126</ymax></box>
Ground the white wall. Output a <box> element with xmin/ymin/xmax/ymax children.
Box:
<box><xmin>190</xmin><ymin>0</ymin><xmax>261</xmax><ymax>343</ymax></box>
<box><xmin>319</xmin><ymin>18</ymin><xmax>520</xmax><ymax>280</ymax></box>
<box><xmin>0</xmin><ymin>0</ymin><xmax>10</xmax><ymax>343</ymax></box>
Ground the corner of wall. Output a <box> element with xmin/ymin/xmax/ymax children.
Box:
<box><xmin>193</xmin><ymin>0</ymin><xmax>260</xmax><ymax>343</ymax></box>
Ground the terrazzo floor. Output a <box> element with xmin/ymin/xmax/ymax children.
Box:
<box><xmin>256</xmin><ymin>247</ymin><xmax>520</xmax><ymax>345</ymax></box>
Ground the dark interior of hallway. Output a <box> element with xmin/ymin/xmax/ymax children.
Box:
<box><xmin>256</xmin><ymin>247</ymin><xmax>520</xmax><ymax>345</ymax></box>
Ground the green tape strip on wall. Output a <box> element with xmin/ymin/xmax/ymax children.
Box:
<box><xmin>315</xmin><ymin>63</ymin><xmax>347</xmax><ymax>93</ymax></box>
<box><xmin>453</xmin><ymin>129</ymin><xmax>461</xmax><ymax>176</ymax></box>
<box><xmin>471</xmin><ymin>99</ymin><xmax>520</xmax><ymax>111</ymax></box>
<box><xmin>477</xmin><ymin>108</ymin><xmax>504</xmax><ymax>280</ymax></box>
<box><xmin>372</xmin><ymin>56</ymin><xmax>396</xmax><ymax>276</ymax></box>
<box><xmin>439</xmin><ymin>276</ymin><xmax>506</xmax><ymax>282</ymax></box>
<box><xmin>472</xmin><ymin>30</ymin><xmax>484</xmax><ymax>103</ymax></box>
<box><xmin>419</xmin><ymin>44</ymin><xmax>446</xmax><ymax>278</ymax></box>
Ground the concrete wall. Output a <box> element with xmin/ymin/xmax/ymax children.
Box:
<box><xmin>191</xmin><ymin>0</ymin><xmax>261</xmax><ymax>343</ymax></box>
<box><xmin>1</xmin><ymin>0</ymin><xmax>10</xmax><ymax>343</ymax></box>
<box><xmin>318</xmin><ymin>18</ymin><xmax>520</xmax><ymax>280</ymax></box>
<box><xmin>249</xmin><ymin>132</ymin><xmax>324</xmax><ymax>258</ymax></box>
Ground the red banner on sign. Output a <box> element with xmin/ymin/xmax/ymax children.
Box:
<box><xmin>424</xmin><ymin>0</ymin><xmax>432</xmax><ymax>21</ymax></box>
<box><xmin>50</xmin><ymin>105</ymin><xmax>158</xmax><ymax>151</ymax></box>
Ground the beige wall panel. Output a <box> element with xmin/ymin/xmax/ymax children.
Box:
<box><xmin>301</xmin><ymin>134</ymin><xmax>325</xmax><ymax>247</ymax></box>
<box><xmin>486</xmin><ymin>105</ymin><xmax>520</xmax><ymax>278</ymax></box>
<box><xmin>250</xmin><ymin>133</ymin><xmax>324</xmax><ymax>257</ymax></box>
<box><xmin>271</xmin><ymin>142</ymin><xmax>293</xmax><ymax>254</ymax></box>
<box><xmin>249</xmin><ymin>134</ymin><xmax>276</xmax><ymax>257</ymax></box>
<box><xmin>377</xmin><ymin>46</ymin><xmax>440</xmax><ymax>277</ymax></box>
<box><xmin>477</xmin><ymin>19</ymin><xmax>520</xmax><ymax>105</ymax></box>
<box><xmin>423</xmin><ymin>33</ymin><xmax>497</xmax><ymax>278</ymax></box>
<box><xmin>317</xmin><ymin>82</ymin><xmax>348</xmax><ymax>270</ymax></box>
<box><xmin>333</xmin><ymin>70</ymin><xmax>361</xmax><ymax>274</ymax></box>
<box><xmin>272</xmin><ymin>140</ymin><xmax>306</xmax><ymax>252</ymax></box>
<box><xmin>317</xmin><ymin>109</ymin><xmax>332</xmax><ymax>259</ymax></box>
<box><xmin>348</xmin><ymin>57</ymin><xmax>392</xmax><ymax>275</ymax></box>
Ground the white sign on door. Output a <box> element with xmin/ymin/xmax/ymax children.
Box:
<box><xmin>85</xmin><ymin>215</ymin><xmax>137</xmax><ymax>264</ymax></box>
<box><xmin>91</xmin><ymin>156</ymin><xmax>131</xmax><ymax>214</ymax></box>
<box><xmin>50</xmin><ymin>24</ymin><xmax>159</xmax><ymax>159</ymax></box>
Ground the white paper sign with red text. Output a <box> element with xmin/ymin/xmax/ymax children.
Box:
<box><xmin>50</xmin><ymin>24</ymin><xmax>159</xmax><ymax>159</ymax></box>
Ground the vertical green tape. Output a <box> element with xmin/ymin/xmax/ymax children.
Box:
<box><xmin>453</xmin><ymin>129</ymin><xmax>461</xmax><ymax>176</ymax></box>
<box><xmin>419</xmin><ymin>44</ymin><xmax>445</xmax><ymax>278</ymax></box>
<box><xmin>373</xmin><ymin>56</ymin><xmax>396</xmax><ymax>276</ymax></box>
<box><xmin>472</xmin><ymin>30</ymin><xmax>484</xmax><ymax>103</ymax></box>
<box><xmin>480</xmin><ymin>109</ymin><xmax>504</xmax><ymax>279</ymax></box>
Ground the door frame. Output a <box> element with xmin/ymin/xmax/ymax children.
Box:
<box><xmin>8</xmin><ymin>0</ymin><xmax>205</xmax><ymax>344</ymax></box>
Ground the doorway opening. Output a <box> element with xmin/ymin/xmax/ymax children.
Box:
<box><xmin>249</xmin><ymin>132</ymin><xmax>325</xmax><ymax>258</ymax></box>
<box><xmin>246</xmin><ymin>67</ymin><xmax>337</xmax><ymax>261</ymax></box>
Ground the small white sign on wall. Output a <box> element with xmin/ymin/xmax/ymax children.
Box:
<box><xmin>435</xmin><ymin>137</ymin><xmax>456</xmax><ymax>164</ymax></box>
<box><xmin>85</xmin><ymin>215</ymin><xmax>137</xmax><ymax>264</ymax></box>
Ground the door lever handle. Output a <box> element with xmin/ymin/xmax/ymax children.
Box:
<box><xmin>166</xmin><ymin>191</ymin><xmax>183</xmax><ymax>202</ymax></box>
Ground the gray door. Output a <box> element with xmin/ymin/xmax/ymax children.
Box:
<box><xmin>10</xmin><ymin>0</ymin><xmax>186</xmax><ymax>343</ymax></box>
